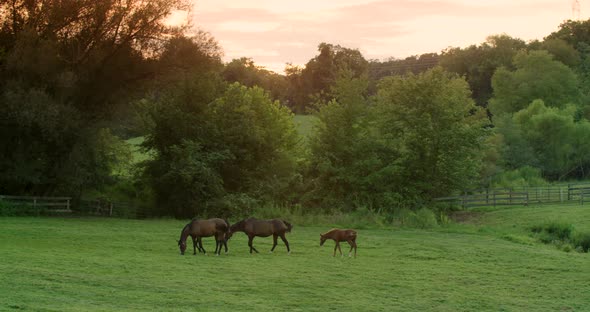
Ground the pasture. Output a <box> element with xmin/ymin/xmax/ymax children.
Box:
<box><xmin>1</xmin><ymin>204</ymin><xmax>590</xmax><ymax>311</ymax></box>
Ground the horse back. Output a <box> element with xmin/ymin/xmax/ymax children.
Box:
<box><xmin>190</xmin><ymin>219</ymin><xmax>218</xmax><ymax>236</ymax></box>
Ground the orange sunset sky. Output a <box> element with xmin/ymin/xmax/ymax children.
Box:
<box><xmin>183</xmin><ymin>0</ymin><xmax>583</xmax><ymax>72</ymax></box>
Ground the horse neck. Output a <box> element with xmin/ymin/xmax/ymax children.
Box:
<box><xmin>322</xmin><ymin>229</ymin><xmax>340</xmax><ymax>240</ymax></box>
<box><xmin>230</xmin><ymin>220</ymin><xmax>245</xmax><ymax>233</ymax></box>
<box><xmin>179</xmin><ymin>224</ymin><xmax>191</xmax><ymax>242</ymax></box>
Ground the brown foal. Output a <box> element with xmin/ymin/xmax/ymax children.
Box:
<box><xmin>320</xmin><ymin>229</ymin><xmax>357</xmax><ymax>258</ymax></box>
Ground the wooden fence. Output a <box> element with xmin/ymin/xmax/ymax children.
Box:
<box><xmin>435</xmin><ymin>183</ymin><xmax>590</xmax><ymax>209</ymax></box>
<box><xmin>0</xmin><ymin>195</ymin><xmax>72</xmax><ymax>213</ymax></box>
<box><xmin>0</xmin><ymin>195</ymin><xmax>140</xmax><ymax>217</ymax></box>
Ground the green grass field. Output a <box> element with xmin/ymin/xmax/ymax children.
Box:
<box><xmin>2</xmin><ymin>204</ymin><xmax>590</xmax><ymax>311</ymax></box>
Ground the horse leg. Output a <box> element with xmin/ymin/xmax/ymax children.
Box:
<box><xmin>347</xmin><ymin>240</ymin><xmax>354</xmax><ymax>257</ymax></box>
<box><xmin>270</xmin><ymin>234</ymin><xmax>278</xmax><ymax>252</ymax></box>
<box><xmin>197</xmin><ymin>237</ymin><xmax>204</xmax><ymax>253</ymax></box>
<box><xmin>199</xmin><ymin>238</ymin><xmax>207</xmax><ymax>255</ymax></box>
<box><xmin>214</xmin><ymin>238</ymin><xmax>220</xmax><ymax>256</ymax></box>
<box><xmin>191</xmin><ymin>236</ymin><xmax>197</xmax><ymax>255</ymax></box>
<box><xmin>333</xmin><ymin>243</ymin><xmax>338</xmax><ymax>257</ymax></box>
<box><xmin>248</xmin><ymin>235</ymin><xmax>259</xmax><ymax>254</ymax></box>
<box><xmin>337</xmin><ymin>241</ymin><xmax>343</xmax><ymax>257</ymax></box>
<box><xmin>279</xmin><ymin>233</ymin><xmax>290</xmax><ymax>254</ymax></box>
<box><xmin>223</xmin><ymin>238</ymin><xmax>228</xmax><ymax>254</ymax></box>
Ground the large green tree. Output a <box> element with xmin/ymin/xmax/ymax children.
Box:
<box><xmin>498</xmin><ymin>100</ymin><xmax>590</xmax><ymax>180</ymax></box>
<box><xmin>440</xmin><ymin>34</ymin><xmax>526</xmax><ymax>107</ymax></box>
<box><xmin>0</xmin><ymin>0</ymin><xmax>191</xmax><ymax>196</ymax></box>
<box><xmin>489</xmin><ymin>50</ymin><xmax>580</xmax><ymax>116</ymax></box>
<box><xmin>375</xmin><ymin>67</ymin><xmax>488</xmax><ymax>200</ymax></box>
<box><xmin>143</xmin><ymin>81</ymin><xmax>298</xmax><ymax>217</ymax></box>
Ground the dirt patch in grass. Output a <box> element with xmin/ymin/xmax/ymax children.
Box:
<box><xmin>450</xmin><ymin>211</ymin><xmax>483</xmax><ymax>224</ymax></box>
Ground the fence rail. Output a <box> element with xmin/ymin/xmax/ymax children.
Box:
<box><xmin>435</xmin><ymin>183</ymin><xmax>590</xmax><ymax>209</ymax></box>
<box><xmin>0</xmin><ymin>195</ymin><xmax>72</xmax><ymax>212</ymax></box>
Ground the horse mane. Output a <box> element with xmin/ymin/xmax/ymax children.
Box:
<box><xmin>179</xmin><ymin>223</ymin><xmax>191</xmax><ymax>242</ymax></box>
<box><xmin>230</xmin><ymin>219</ymin><xmax>245</xmax><ymax>232</ymax></box>
<box><xmin>282</xmin><ymin>220</ymin><xmax>293</xmax><ymax>232</ymax></box>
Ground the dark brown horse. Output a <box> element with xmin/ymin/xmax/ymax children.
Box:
<box><xmin>177</xmin><ymin>218</ymin><xmax>229</xmax><ymax>255</ymax></box>
<box><xmin>228</xmin><ymin>218</ymin><xmax>292</xmax><ymax>254</ymax></box>
<box><xmin>320</xmin><ymin>228</ymin><xmax>357</xmax><ymax>258</ymax></box>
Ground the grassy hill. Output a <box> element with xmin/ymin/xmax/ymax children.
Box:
<box><xmin>2</xmin><ymin>203</ymin><xmax>589</xmax><ymax>311</ymax></box>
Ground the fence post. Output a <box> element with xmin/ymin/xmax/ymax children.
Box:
<box><xmin>493</xmin><ymin>192</ymin><xmax>496</xmax><ymax>208</ymax></box>
<box><xmin>560</xmin><ymin>187</ymin><xmax>563</xmax><ymax>202</ymax></box>
<box><xmin>109</xmin><ymin>202</ymin><xmax>113</xmax><ymax>217</ymax></box>
<box><xmin>66</xmin><ymin>199</ymin><xmax>70</xmax><ymax>211</ymax></box>
<box><xmin>568</xmin><ymin>184</ymin><xmax>571</xmax><ymax>201</ymax></box>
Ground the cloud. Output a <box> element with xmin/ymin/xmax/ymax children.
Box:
<box><xmin>193</xmin><ymin>0</ymin><xmax>568</xmax><ymax>72</ymax></box>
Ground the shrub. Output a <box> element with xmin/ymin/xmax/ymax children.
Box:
<box><xmin>0</xmin><ymin>200</ymin><xmax>47</xmax><ymax>216</ymax></box>
<box><xmin>572</xmin><ymin>231</ymin><xmax>590</xmax><ymax>252</ymax></box>
<box><xmin>530</xmin><ymin>221</ymin><xmax>573</xmax><ymax>240</ymax></box>
<box><xmin>405</xmin><ymin>208</ymin><xmax>439</xmax><ymax>229</ymax></box>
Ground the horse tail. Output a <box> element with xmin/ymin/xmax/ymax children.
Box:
<box><xmin>282</xmin><ymin>220</ymin><xmax>293</xmax><ymax>232</ymax></box>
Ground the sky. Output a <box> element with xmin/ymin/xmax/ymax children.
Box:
<box><xmin>186</xmin><ymin>0</ymin><xmax>583</xmax><ymax>73</ymax></box>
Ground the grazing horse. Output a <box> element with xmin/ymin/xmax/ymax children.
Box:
<box><xmin>228</xmin><ymin>218</ymin><xmax>292</xmax><ymax>254</ymax></box>
<box><xmin>320</xmin><ymin>229</ymin><xmax>357</xmax><ymax>258</ymax></box>
<box><xmin>177</xmin><ymin>218</ymin><xmax>229</xmax><ymax>256</ymax></box>
<box><xmin>194</xmin><ymin>218</ymin><xmax>230</xmax><ymax>254</ymax></box>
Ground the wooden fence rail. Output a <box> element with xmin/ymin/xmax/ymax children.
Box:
<box><xmin>0</xmin><ymin>195</ymin><xmax>72</xmax><ymax>213</ymax></box>
<box><xmin>435</xmin><ymin>183</ymin><xmax>590</xmax><ymax>209</ymax></box>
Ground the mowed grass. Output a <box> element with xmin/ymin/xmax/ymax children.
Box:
<box><xmin>2</xmin><ymin>207</ymin><xmax>590</xmax><ymax>311</ymax></box>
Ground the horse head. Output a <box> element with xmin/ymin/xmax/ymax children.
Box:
<box><xmin>320</xmin><ymin>234</ymin><xmax>327</xmax><ymax>246</ymax></box>
<box><xmin>178</xmin><ymin>239</ymin><xmax>187</xmax><ymax>255</ymax></box>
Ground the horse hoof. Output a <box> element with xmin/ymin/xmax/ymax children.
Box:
<box><xmin>288</xmin><ymin>251</ymin><xmax>291</xmax><ymax>255</ymax></box>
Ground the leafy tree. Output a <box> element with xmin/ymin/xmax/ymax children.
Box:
<box><xmin>529</xmin><ymin>38</ymin><xmax>581</xmax><ymax>68</ymax></box>
<box><xmin>0</xmin><ymin>0</ymin><xmax>192</xmax><ymax>198</ymax></box>
<box><xmin>307</xmin><ymin>67</ymin><xmax>487</xmax><ymax>210</ymax></box>
<box><xmin>500</xmin><ymin>100</ymin><xmax>590</xmax><ymax>180</ymax></box>
<box><xmin>375</xmin><ymin>67</ymin><xmax>488</xmax><ymax>200</ymax></box>
<box><xmin>546</xmin><ymin>19</ymin><xmax>590</xmax><ymax>49</ymax></box>
<box><xmin>143</xmin><ymin>81</ymin><xmax>298</xmax><ymax>217</ymax></box>
<box><xmin>306</xmin><ymin>69</ymin><xmax>375</xmax><ymax>209</ymax></box>
<box><xmin>290</xmin><ymin>43</ymin><xmax>369</xmax><ymax>112</ymax></box>
<box><xmin>489</xmin><ymin>50</ymin><xmax>580</xmax><ymax>116</ymax></box>
<box><xmin>440</xmin><ymin>34</ymin><xmax>526</xmax><ymax>107</ymax></box>
<box><xmin>222</xmin><ymin>57</ymin><xmax>288</xmax><ymax>103</ymax></box>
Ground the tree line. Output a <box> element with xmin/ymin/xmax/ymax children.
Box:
<box><xmin>2</xmin><ymin>1</ymin><xmax>590</xmax><ymax>217</ymax></box>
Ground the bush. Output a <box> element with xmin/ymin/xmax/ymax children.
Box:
<box><xmin>0</xmin><ymin>200</ymin><xmax>47</xmax><ymax>216</ymax></box>
<box><xmin>529</xmin><ymin>221</ymin><xmax>590</xmax><ymax>253</ymax></box>
<box><xmin>491</xmin><ymin>166</ymin><xmax>547</xmax><ymax>189</ymax></box>
<box><xmin>572</xmin><ymin>231</ymin><xmax>590</xmax><ymax>252</ymax></box>
<box><xmin>530</xmin><ymin>221</ymin><xmax>573</xmax><ymax>240</ymax></box>
<box><xmin>405</xmin><ymin>208</ymin><xmax>439</xmax><ymax>229</ymax></box>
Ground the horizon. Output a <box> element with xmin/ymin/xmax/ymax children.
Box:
<box><xmin>190</xmin><ymin>0</ymin><xmax>583</xmax><ymax>73</ymax></box>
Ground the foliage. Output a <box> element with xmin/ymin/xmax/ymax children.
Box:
<box><xmin>572</xmin><ymin>231</ymin><xmax>590</xmax><ymax>252</ymax></box>
<box><xmin>496</xmin><ymin>100</ymin><xmax>590</xmax><ymax>180</ymax></box>
<box><xmin>288</xmin><ymin>43</ymin><xmax>369</xmax><ymax>112</ymax></box>
<box><xmin>368</xmin><ymin>53</ymin><xmax>439</xmax><ymax>88</ymax></box>
<box><xmin>489</xmin><ymin>50</ymin><xmax>580</xmax><ymax>115</ymax></box>
<box><xmin>375</xmin><ymin>67</ymin><xmax>488</xmax><ymax>201</ymax></box>
<box><xmin>222</xmin><ymin>57</ymin><xmax>288</xmax><ymax>103</ymax></box>
<box><xmin>440</xmin><ymin>34</ymin><xmax>526</xmax><ymax>107</ymax></box>
<box><xmin>143</xmin><ymin>81</ymin><xmax>299</xmax><ymax>217</ymax></box>
<box><xmin>490</xmin><ymin>166</ymin><xmax>548</xmax><ymax>188</ymax></box>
